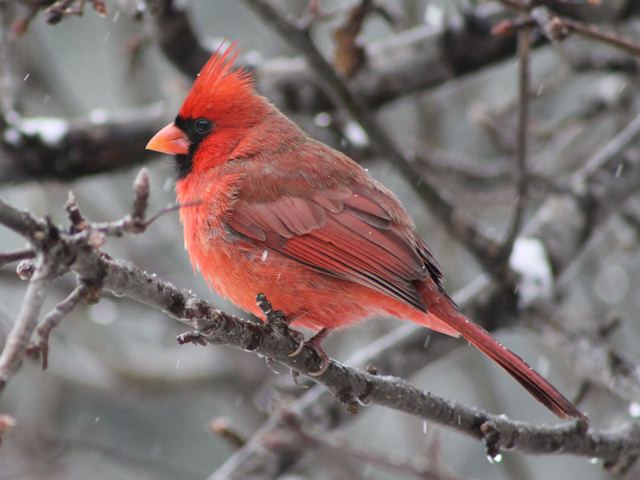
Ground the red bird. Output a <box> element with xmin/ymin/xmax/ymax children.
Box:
<box><xmin>147</xmin><ymin>44</ymin><xmax>586</xmax><ymax>421</ymax></box>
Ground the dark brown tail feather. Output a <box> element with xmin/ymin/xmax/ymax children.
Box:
<box><xmin>446</xmin><ymin>312</ymin><xmax>587</xmax><ymax>421</ymax></box>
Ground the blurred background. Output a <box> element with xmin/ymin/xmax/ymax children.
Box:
<box><xmin>1</xmin><ymin>0</ymin><xmax>640</xmax><ymax>479</ymax></box>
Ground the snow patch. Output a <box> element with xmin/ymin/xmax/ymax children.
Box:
<box><xmin>3</xmin><ymin>127</ymin><xmax>21</xmax><ymax>146</ymax></box>
<box><xmin>89</xmin><ymin>109</ymin><xmax>108</xmax><ymax>125</ymax></box>
<box><xmin>344</xmin><ymin>121</ymin><xmax>369</xmax><ymax>148</ymax></box>
<box><xmin>19</xmin><ymin>117</ymin><xmax>68</xmax><ymax>146</ymax></box>
<box><xmin>509</xmin><ymin>237</ymin><xmax>553</xmax><ymax>308</ymax></box>
<box><xmin>424</xmin><ymin>4</ymin><xmax>444</xmax><ymax>27</ymax></box>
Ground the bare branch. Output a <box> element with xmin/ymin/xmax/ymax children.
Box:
<box><xmin>0</xmin><ymin>198</ymin><xmax>44</xmax><ymax>240</ymax></box>
<box><xmin>0</xmin><ymin>106</ymin><xmax>165</xmax><ymax>183</ymax></box>
<box><xmin>0</xmin><ymin>248</ymin><xmax>34</xmax><ymax>268</ymax></box>
<box><xmin>527</xmin><ymin>306</ymin><xmax>640</xmax><ymax>404</ymax></box>
<box><xmin>147</xmin><ymin>0</ymin><xmax>210</xmax><ymax>77</ymax></box>
<box><xmin>621</xmin><ymin>198</ymin><xmax>640</xmax><ymax>236</ymax></box>
<box><xmin>70</xmin><ymin>253</ymin><xmax>640</xmax><ymax>470</ymax></box>
<box><xmin>34</xmin><ymin>283</ymin><xmax>90</xmax><ymax>370</ymax></box>
<box><xmin>209</xmin><ymin>418</ymin><xmax>247</xmax><ymax>450</ymax></box>
<box><xmin>500</xmin><ymin>21</ymin><xmax>532</xmax><ymax>267</ymax></box>
<box><xmin>0</xmin><ymin>252</ymin><xmax>56</xmax><ymax>391</ymax></box>
<box><xmin>266</xmin><ymin>410</ymin><xmax>463</xmax><ymax>480</ymax></box>
<box><xmin>546</xmin><ymin>15</ymin><xmax>640</xmax><ymax>56</ymax></box>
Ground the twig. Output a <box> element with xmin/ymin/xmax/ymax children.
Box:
<box><xmin>0</xmin><ymin>168</ymin><xmax>157</xmax><ymax>384</ymax></box>
<box><xmin>268</xmin><ymin>410</ymin><xmax>462</xmax><ymax>480</ymax></box>
<box><xmin>84</xmin><ymin>168</ymin><xmax>151</xmax><ymax>236</ymax></box>
<box><xmin>621</xmin><ymin>198</ymin><xmax>640</xmax><ymax>236</ymax></box>
<box><xmin>546</xmin><ymin>16</ymin><xmax>640</xmax><ymax>56</ymax></box>
<box><xmin>34</xmin><ymin>283</ymin><xmax>90</xmax><ymax>369</ymax></box>
<box><xmin>496</xmin><ymin>3</ymin><xmax>640</xmax><ymax>57</ymax></box>
<box><xmin>0</xmin><ymin>106</ymin><xmax>165</xmax><ymax>184</ymax></box>
<box><xmin>0</xmin><ymin>253</ymin><xmax>56</xmax><ymax>391</ymax></box>
<box><xmin>0</xmin><ymin>413</ymin><xmax>16</xmax><ymax>447</ymax></box>
<box><xmin>45</xmin><ymin>0</ymin><xmax>85</xmax><ymax>25</ymax></box>
<box><xmin>0</xmin><ymin>248</ymin><xmax>34</xmax><ymax>268</ymax></box>
<box><xmin>527</xmin><ymin>305</ymin><xmax>640</xmax><ymax>404</ymax></box>
<box><xmin>209</xmin><ymin>418</ymin><xmax>247</xmax><ymax>450</ymax></box>
<box><xmin>500</xmin><ymin>22</ymin><xmax>532</xmax><ymax>267</ymax></box>
<box><xmin>0</xmin><ymin>198</ymin><xmax>44</xmax><ymax>239</ymax></box>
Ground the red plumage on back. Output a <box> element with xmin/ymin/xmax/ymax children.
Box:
<box><xmin>146</xmin><ymin>44</ymin><xmax>587</xmax><ymax>421</ymax></box>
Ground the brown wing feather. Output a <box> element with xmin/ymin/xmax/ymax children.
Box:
<box><xmin>227</xmin><ymin>189</ymin><xmax>432</xmax><ymax>311</ymax></box>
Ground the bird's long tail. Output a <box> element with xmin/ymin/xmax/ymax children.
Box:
<box><xmin>414</xmin><ymin>283</ymin><xmax>587</xmax><ymax>421</ymax></box>
<box><xmin>449</xmin><ymin>312</ymin><xmax>586</xmax><ymax>420</ymax></box>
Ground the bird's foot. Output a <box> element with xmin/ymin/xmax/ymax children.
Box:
<box><xmin>256</xmin><ymin>293</ymin><xmax>287</xmax><ymax>327</ymax></box>
<box><xmin>264</xmin><ymin>356</ymin><xmax>281</xmax><ymax>374</ymax></box>
<box><xmin>256</xmin><ymin>293</ymin><xmax>305</xmax><ymax>355</ymax></box>
<box><xmin>289</xmin><ymin>328</ymin><xmax>332</xmax><ymax>377</ymax></box>
<box><xmin>176</xmin><ymin>329</ymin><xmax>208</xmax><ymax>346</ymax></box>
<box><xmin>289</xmin><ymin>369</ymin><xmax>309</xmax><ymax>388</ymax></box>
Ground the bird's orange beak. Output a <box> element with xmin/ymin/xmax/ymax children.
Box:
<box><xmin>146</xmin><ymin>122</ymin><xmax>190</xmax><ymax>155</ymax></box>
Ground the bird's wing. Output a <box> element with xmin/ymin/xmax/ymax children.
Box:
<box><xmin>227</xmin><ymin>187</ymin><xmax>435</xmax><ymax>311</ymax></box>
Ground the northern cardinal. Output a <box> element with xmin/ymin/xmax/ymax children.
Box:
<box><xmin>147</xmin><ymin>44</ymin><xmax>586</xmax><ymax>421</ymax></box>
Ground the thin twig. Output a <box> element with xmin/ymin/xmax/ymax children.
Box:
<box><xmin>0</xmin><ymin>254</ymin><xmax>55</xmax><ymax>391</ymax></box>
<box><xmin>497</xmin><ymin>2</ymin><xmax>640</xmax><ymax>56</ymax></box>
<box><xmin>35</xmin><ymin>283</ymin><xmax>90</xmax><ymax>369</ymax></box>
<box><xmin>501</xmin><ymin>22</ymin><xmax>532</xmax><ymax>267</ymax></box>
<box><xmin>621</xmin><ymin>198</ymin><xmax>640</xmax><ymax>237</ymax></box>
<box><xmin>0</xmin><ymin>248</ymin><xmax>34</xmax><ymax>268</ymax></box>
<box><xmin>527</xmin><ymin>305</ymin><xmax>640</xmax><ymax>404</ymax></box>
<box><xmin>548</xmin><ymin>16</ymin><xmax>640</xmax><ymax>56</ymax></box>
<box><xmin>270</xmin><ymin>410</ymin><xmax>463</xmax><ymax>480</ymax></box>
<box><xmin>209</xmin><ymin>418</ymin><xmax>247</xmax><ymax>450</ymax></box>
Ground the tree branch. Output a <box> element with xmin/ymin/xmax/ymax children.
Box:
<box><xmin>0</xmin><ymin>106</ymin><xmax>164</xmax><ymax>183</ymax></box>
<box><xmin>0</xmin><ymin>252</ymin><xmax>56</xmax><ymax>390</ymax></box>
<box><xmin>500</xmin><ymin>22</ymin><xmax>532</xmax><ymax>268</ymax></box>
<box><xmin>0</xmin><ymin>172</ymin><xmax>639</xmax><ymax>473</ymax></box>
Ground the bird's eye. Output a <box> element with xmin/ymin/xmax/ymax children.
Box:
<box><xmin>194</xmin><ymin>118</ymin><xmax>213</xmax><ymax>135</ymax></box>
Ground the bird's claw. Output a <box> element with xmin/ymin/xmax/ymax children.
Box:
<box><xmin>289</xmin><ymin>328</ymin><xmax>332</xmax><ymax>377</ymax></box>
<box><xmin>289</xmin><ymin>369</ymin><xmax>309</xmax><ymax>388</ymax></box>
<box><xmin>264</xmin><ymin>356</ymin><xmax>280</xmax><ymax>374</ymax></box>
<box><xmin>287</xmin><ymin>332</ymin><xmax>306</xmax><ymax>358</ymax></box>
<box><xmin>308</xmin><ymin>349</ymin><xmax>331</xmax><ymax>377</ymax></box>
<box><xmin>256</xmin><ymin>294</ymin><xmax>331</xmax><ymax>376</ymax></box>
<box><xmin>256</xmin><ymin>293</ymin><xmax>305</xmax><ymax>351</ymax></box>
<box><xmin>257</xmin><ymin>293</ymin><xmax>292</xmax><ymax>334</ymax></box>
<box><xmin>176</xmin><ymin>330</ymin><xmax>208</xmax><ymax>346</ymax></box>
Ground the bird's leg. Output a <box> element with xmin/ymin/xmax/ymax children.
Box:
<box><xmin>255</xmin><ymin>294</ymin><xmax>331</xmax><ymax>376</ymax></box>
<box><xmin>291</xmin><ymin>327</ymin><xmax>332</xmax><ymax>377</ymax></box>
<box><xmin>255</xmin><ymin>293</ymin><xmax>305</xmax><ymax>355</ymax></box>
